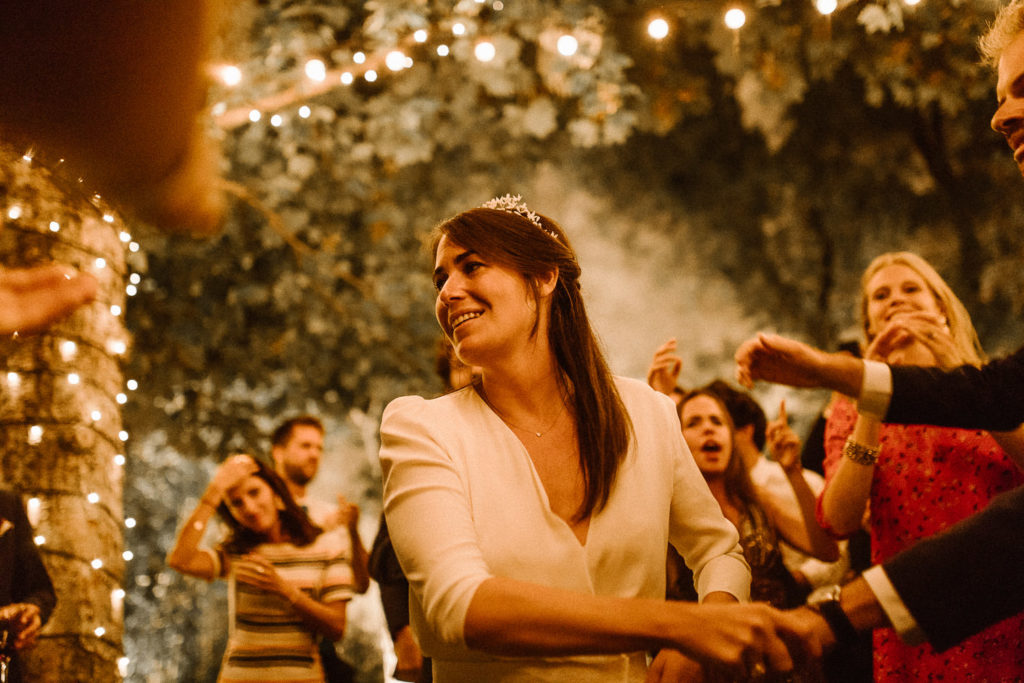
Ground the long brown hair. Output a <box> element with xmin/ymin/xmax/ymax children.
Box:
<box><xmin>432</xmin><ymin>206</ymin><xmax>633</xmax><ymax>521</ymax></box>
<box><xmin>216</xmin><ymin>455</ymin><xmax>322</xmax><ymax>555</ymax></box>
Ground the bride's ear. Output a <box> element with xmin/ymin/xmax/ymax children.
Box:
<box><xmin>536</xmin><ymin>267</ymin><xmax>559</xmax><ymax>298</ymax></box>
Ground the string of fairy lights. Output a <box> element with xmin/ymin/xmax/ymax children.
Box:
<box><xmin>211</xmin><ymin>0</ymin><xmax>928</xmax><ymax>132</ymax></box>
<box><xmin>3</xmin><ymin>153</ymin><xmax>138</xmax><ymax>678</ymax></box>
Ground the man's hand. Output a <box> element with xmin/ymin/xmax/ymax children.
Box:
<box><xmin>0</xmin><ymin>265</ymin><xmax>97</xmax><ymax>335</ymax></box>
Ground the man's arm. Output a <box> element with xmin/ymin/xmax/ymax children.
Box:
<box><xmin>887</xmin><ymin>347</ymin><xmax>1024</xmax><ymax>431</ymax></box>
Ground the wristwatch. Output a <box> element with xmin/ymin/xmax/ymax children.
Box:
<box><xmin>807</xmin><ymin>585</ymin><xmax>859</xmax><ymax>645</ymax></box>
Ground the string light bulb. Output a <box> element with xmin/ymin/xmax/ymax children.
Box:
<box><xmin>725</xmin><ymin>8</ymin><xmax>747</xmax><ymax>30</ymax></box>
<box><xmin>474</xmin><ymin>41</ymin><xmax>496</xmax><ymax>62</ymax></box>
<box><xmin>414</xmin><ymin>30</ymin><xmax>428</xmax><ymax>43</ymax></box>
<box><xmin>386</xmin><ymin>50</ymin><xmax>408</xmax><ymax>71</ymax></box>
<box><xmin>648</xmin><ymin>18</ymin><xmax>670</xmax><ymax>40</ymax></box>
<box><xmin>557</xmin><ymin>35</ymin><xmax>578</xmax><ymax>56</ymax></box>
<box><xmin>216</xmin><ymin>65</ymin><xmax>243</xmax><ymax>87</ymax></box>
<box><xmin>304</xmin><ymin>58</ymin><xmax>327</xmax><ymax>82</ymax></box>
<box><xmin>452</xmin><ymin>22</ymin><xmax>466</xmax><ymax>36</ymax></box>
<box><xmin>816</xmin><ymin>0</ymin><xmax>838</xmax><ymax>14</ymax></box>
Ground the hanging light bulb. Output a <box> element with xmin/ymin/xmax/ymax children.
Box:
<box><xmin>474</xmin><ymin>41</ymin><xmax>496</xmax><ymax>62</ymax></box>
<box><xmin>304</xmin><ymin>58</ymin><xmax>327</xmax><ymax>82</ymax></box>
<box><xmin>816</xmin><ymin>0</ymin><xmax>838</xmax><ymax>14</ymax></box>
<box><xmin>557</xmin><ymin>35</ymin><xmax>578</xmax><ymax>56</ymax></box>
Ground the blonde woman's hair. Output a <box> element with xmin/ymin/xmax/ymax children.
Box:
<box><xmin>858</xmin><ymin>251</ymin><xmax>986</xmax><ymax>367</ymax></box>
<box><xmin>980</xmin><ymin>0</ymin><xmax>1024</xmax><ymax>67</ymax></box>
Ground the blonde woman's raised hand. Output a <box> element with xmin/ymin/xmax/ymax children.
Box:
<box><xmin>766</xmin><ymin>400</ymin><xmax>802</xmax><ymax>474</ymax></box>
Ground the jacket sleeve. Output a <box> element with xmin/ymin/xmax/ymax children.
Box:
<box><xmin>882</xmin><ymin>485</ymin><xmax>1024</xmax><ymax>651</ymax></box>
<box><xmin>887</xmin><ymin>346</ymin><xmax>1024</xmax><ymax>431</ymax></box>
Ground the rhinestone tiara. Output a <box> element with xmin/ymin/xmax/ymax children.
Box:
<box><xmin>480</xmin><ymin>194</ymin><xmax>559</xmax><ymax>240</ymax></box>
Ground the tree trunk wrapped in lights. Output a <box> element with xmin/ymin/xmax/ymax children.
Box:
<box><xmin>0</xmin><ymin>144</ymin><xmax>129</xmax><ymax>682</ymax></box>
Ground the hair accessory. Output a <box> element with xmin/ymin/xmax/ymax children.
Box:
<box><xmin>842</xmin><ymin>437</ymin><xmax>880</xmax><ymax>466</ymax></box>
<box><xmin>481</xmin><ymin>194</ymin><xmax>559</xmax><ymax>240</ymax></box>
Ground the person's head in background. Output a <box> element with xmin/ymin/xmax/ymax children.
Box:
<box><xmin>703</xmin><ymin>379</ymin><xmax>767</xmax><ymax>470</ymax></box>
<box><xmin>677</xmin><ymin>387</ymin><xmax>760</xmax><ymax>508</ymax></box>
<box><xmin>858</xmin><ymin>251</ymin><xmax>985</xmax><ymax>368</ymax></box>
<box><xmin>271</xmin><ymin>415</ymin><xmax>326</xmax><ymax>498</ymax></box>
<box><xmin>216</xmin><ymin>454</ymin><xmax>321</xmax><ymax>554</ymax></box>
<box><xmin>983</xmin><ymin>0</ymin><xmax>1024</xmax><ymax>177</ymax></box>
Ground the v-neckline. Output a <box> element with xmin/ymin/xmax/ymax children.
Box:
<box><xmin>473</xmin><ymin>389</ymin><xmax>592</xmax><ymax>547</ymax></box>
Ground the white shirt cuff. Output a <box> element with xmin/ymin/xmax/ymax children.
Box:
<box><xmin>862</xmin><ymin>565</ymin><xmax>926</xmax><ymax>646</ymax></box>
<box><xmin>856</xmin><ymin>360</ymin><xmax>892</xmax><ymax>419</ymax></box>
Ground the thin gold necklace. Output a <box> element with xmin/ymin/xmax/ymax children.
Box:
<box><xmin>479</xmin><ymin>387</ymin><xmax>568</xmax><ymax>437</ymax></box>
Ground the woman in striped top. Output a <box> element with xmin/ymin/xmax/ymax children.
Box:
<box><xmin>168</xmin><ymin>454</ymin><xmax>354</xmax><ymax>682</ymax></box>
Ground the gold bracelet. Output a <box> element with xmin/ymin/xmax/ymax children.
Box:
<box><xmin>842</xmin><ymin>437</ymin><xmax>880</xmax><ymax>465</ymax></box>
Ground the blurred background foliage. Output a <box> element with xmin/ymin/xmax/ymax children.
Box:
<box><xmin>120</xmin><ymin>0</ymin><xmax>1024</xmax><ymax>679</ymax></box>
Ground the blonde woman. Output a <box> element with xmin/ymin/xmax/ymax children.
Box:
<box><xmin>819</xmin><ymin>252</ymin><xmax>1024</xmax><ymax>681</ymax></box>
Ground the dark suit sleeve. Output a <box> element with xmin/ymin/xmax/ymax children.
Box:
<box><xmin>882</xmin><ymin>486</ymin><xmax>1024</xmax><ymax>652</ymax></box>
<box><xmin>368</xmin><ymin>517</ymin><xmax>411</xmax><ymax>640</ymax></box>
<box><xmin>1</xmin><ymin>492</ymin><xmax>57</xmax><ymax>625</ymax></box>
<box><xmin>886</xmin><ymin>345</ymin><xmax>1024</xmax><ymax>431</ymax></box>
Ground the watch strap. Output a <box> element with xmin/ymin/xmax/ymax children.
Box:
<box><xmin>812</xmin><ymin>590</ymin><xmax>859</xmax><ymax>645</ymax></box>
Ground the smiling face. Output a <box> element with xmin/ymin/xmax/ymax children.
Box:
<box><xmin>992</xmin><ymin>32</ymin><xmax>1024</xmax><ymax>177</ymax></box>
<box><xmin>864</xmin><ymin>263</ymin><xmax>944</xmax><ymax>338</ymax></box>
<box><xmin>224</xmin><ymin>474</ymin><xmax>282</xmax><ymax>536</ymax></box>
<box><xmin>680</xmin><ymin>394</ymin><xmax>734</xmax><ymax>478</ymax></box>
<box><xmin>433</xmin><ymin>234</ymin><xmax>549</xmax><ymax>368</ymax></box>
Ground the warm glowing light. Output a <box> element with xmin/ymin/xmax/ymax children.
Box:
<box><xmin>365</xmin><ymin>70</ymin><xmax>378</xmax><ymax>82</ymax></box>
<box><xmin>474</xmin><ymin>41</ymin><xmax>496</xmax><ymax>62</ymax></box>
<box><xmin>6</xmin><ymin>372</ymin><xmax>20</xmax><ymax>389</ymax></box>
<box><xmin>816</xmin><ymin>0</ymin><xmax>838</xmax><ymax>14</ymax></box>
<box><xmin>49</xmin><ymin>221</ymin><xmax>60</xmax><ymax>232</ymax></box>
<box><xmin>116</xmin><ymin>393</ymin><xmax>128</xmax><ymax>404</ymax></box>
<box><xmin>437</xmin><ymin>44</ymin><xmax>450</xmax><ymax>57</ymax></box>
<box><xmin>248</xmin><ymin>109</ymin><xmax>261</xmax><ymax>123</ymax></box>
<box><xmin>119</xmin><ymin>231</ymin><xmax>131</xmax><ymax>242</ymax></box>
<box><xmin>305</xmin><ymin>58</ymin><xmax>327</xmax><ymax>81</ymax></box>
<box><xmin>298</xmin><ymin>105</ymin><xmax>311</xmax><ymax>119</ymax></box>
<box><xmin>94</xmin><ymin>258</ymin><xmax>106</xmax><ymax>269</ymax></box>
<box><xmin>340</xmin><ymin>72</ymin><xmax>354</xmax><ymax>85</ymax></box>
<box><xmin>34</xmin><ymin>535</ymin><xmax>45</xmax><ymax>546</ymax></box>
<box><xmin>648</xmin><ymin>18</ymin><xmax>670</xmax><ymax>40</ymax></box>
<box><xmin>87</xmin><ymin>492</ymin><xmax>100</xmax><ymax>504</ymax></box>
<box><xmin>68</xmin><ymin>373</ymin><xmax>81</xmax><ymax>385</ymax></box>
<box><xmin>557</xmin><ymin>35</ymin><xmax>578</xmax><ymax>56</ymax></box>
<box><xmin>414</xmin><ymin>29</ymin><xmax>428</xmax><ymax>43</ymax></box>
<box><xmin>103</xmin><ymin>214</ymin><xmax>115</xmax><ymax>223</ymax></box>
<box><xmin>127</xmin><ymin>379</ymin><xmax>138</xmax><ymax>391</ymax></box>
<box><xmin>28</xmin><ymin>425</ymin><xmax>43</xmax><ymax>445</ymax></box>
<box><xmin>118</xmin><ymin>430</ymin><xmax>129</xmax><ymax>441</ymax></box>
<box><xmin>386</xmin><ymin>50</ymin><xmax>408</xmax><ymax>71</ymax></box>
<box><xmin>91</xmin><ymin>558</ymin><xmax>104</xmax><ymax>570</ymax></box>
<box><xmin>7</xmin><ymin>205</ymin><xmax>22</xmax><ymax>220</ymax></box>
<box><xmin>110</xmin><ymin>305</ymin><xmax>122</xmax><ymax>316</ymax></box>
<box><xmin>126</xmin><ymin>284</ymin><xmax>138</xmax><ymax>296</ymax></box>
<box><xmin>129</xmin><ymin>273</ymin><xmax>141</xmax><ymax>285</ymax></box>
<box><xmin>90</xmin><ymin>410</ymin><xmax>102</xmax><ymax>422</ymax></box>
<box><xmin>60</xmin><ymin>340</ymin><xmax>77</xmax><ymax>360</ymax></box>
<box><xmin>725</xmin><ymin>8</ymin><xmax>746</xmax><ymax>29</ymax></box>
<box><xmin>270</xmin><ymin>114</ymin><xmax>283</xmax><ymax>127</ymax></box>
<box><xmin>493</xmin><ymin>1</ymin><xmax>504</xmax><ymax>9</ymax></box>
<box><xmin>122</xmin><ymin>550</ymin><xmax>134</xmax><ymax>561</ymax></box>
<box><xmin>94</xmin><ymin>627</ymin><xmax>106</xmax><ymax>637</ymax></box>
<box><xmin>217</xmin><ymin>65</ymin><xmax>243</xmax><ymax>86</ymax></box>
<box><xmin>211</xmin><ymin>102</ymin><xmax>227</xmax><ymax>116</ymax></box>
<box><xmin>452</xmin><ymin>22</ymin><xmax>466</xmax><ymax>36</ymax></box>
<box><xmin>353</xmin><ymin>52</ymin><xmax>366</xmax><ymax>64</ymax></box>
<box><xmin>114</xmin><ymin>454</ymin><xmax>126</xmax><ymax>467</ymax></box>
<box><xmin>125</xmin><ymin>517</ymin><xmax>136</xmax><ymax>528</ymax></box>
<box><xmin>904</xmin><ymin>0</ymin><xmax>921</xmax><ymax>4</ymax></box>
<box><xmin>129</xmin><ymin>241</ymin><xmax>140</xmax><ymax>252</ymax></box>
<box><xmin>26</xmin><ymin>498</ymin><xmax>40</xmax><ymax>526</ymax></box>
<box><xmin>109</xmin><ymin>339</ymin><xmax>127</xmax><ymax>355</ymax></box>
<box><xmin>118</xmin><ymin>657</ymin><xmax>129</xmax><ymax>677</ymax></box>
